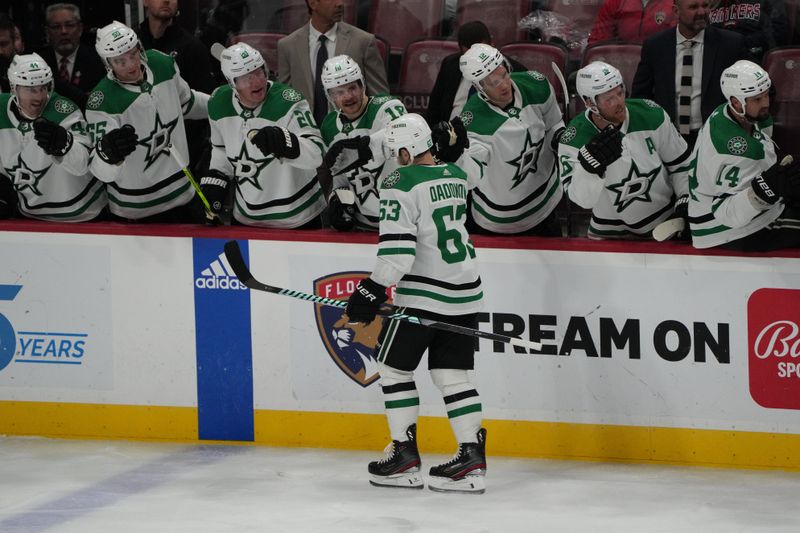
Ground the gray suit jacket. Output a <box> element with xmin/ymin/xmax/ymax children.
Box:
<box><xmin>277</xmin><ymin>22</ymin><xmax>389</xmax><ymax>114</ymax></box>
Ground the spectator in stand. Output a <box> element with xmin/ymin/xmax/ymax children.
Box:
<box><xmin>707</xmin><ymin>0</ymin><xmax>788</xmax><ymax>61</ymax></box>
<box><xmin>13</xmin><ymin>24</ymin><xmax>23</xmax><ymax>53</ymax></box>
<box><xmin>138</xmin><ymin>0</ymin><xmax>216</xmax><ymax>94</ymax></box>
<box><xmin>278</xmin><ymin>0</ymin><xmax>389</xmax><ymax>126</ymax></box>
<box><xmin>36</xmin><ymin>4</ymin><xmax>105</xmax><ymax>111</ymax></box>
<box><xmin>631</xmin><ymin>0</ymin><xmax>747</xmax><ymax>148</ymax></box>
<box><xmin>426</xmin><ymin>21</ymin><xmax>527</xmax><ymax>126</ymax></box>
<box><xmin>0</xmin><ymin>14</ymin><xmax>17</xmax><ymax>92</ymax></box>
<box><xmin>588</xmin><ymin>0</ymin><xmax>677</xmax><ymax>44</ymax></box>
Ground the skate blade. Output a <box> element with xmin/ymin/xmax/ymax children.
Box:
<box><xmin>428</xmin><ymin>472</ymin><xmax>486</xmax><ymax>494</ymax></box>
<box><xmin>369</xmin><ymin>471</ymin><xmax>424</xmax><ymax>489</ymax></box>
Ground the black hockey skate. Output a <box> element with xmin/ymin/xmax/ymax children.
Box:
<box><xmin>368</xmin><ymin>424</ymin><xmax>423</xmax><ymax>489</ymax></box>
<box><xmin>428</xmin><ymin>428</ymin><xmax>487</xmax><ymax>494</ymax></box>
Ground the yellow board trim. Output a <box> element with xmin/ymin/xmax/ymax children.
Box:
<box><xmin>2</xmin><ymin>401</ymin><xmax>799</xmax><ymax>470</ymax></box>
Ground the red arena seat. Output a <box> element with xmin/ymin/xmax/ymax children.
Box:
<box><xmin>455</xmin><ymin>0</ymin><xmax>531</xmax><ymax>47</ymax></box>
<box><xmin>368</xmin><ymin>0</ymin><xmax>445</xmax><ymax>55</ymax></box>
<box><xmin>397</xmin><ymin>39</ymin><xmax>460</xmax><ymax>114</ymax></box>
<box><xmin>576</xmin><ymin>43</ymin><xmax>642</xmax><ymax>113</ymax></box>
<box><xmin>763</xmin><ymin>47</ymin><xmax>800</xmax><ymax>157</ymax></box>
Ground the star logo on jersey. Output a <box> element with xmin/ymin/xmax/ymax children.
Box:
<box><xmin>607</xmin><ymin>161</ymin><xmax>660</xmax><ymax>212</ymax></box>
<box><xmin>344</xmin><ymin>162</ymin><xmax>382</xmax><ymax>205</ymax></box>
<box><xmin>228</xmin><ymin>144</ymin><xmax>274</xmax><ymax>190</ymax></box>
<box><xmin>5</xmin><ymin>155</ymin><xmax>51</xmax><ymax>196</ymax></box>
<box><xmin>341</xmin><ymin>122</ymin><xmax>354</xmax><ymax>134</ymax></box>
<box><xmin>505</xmin><ymin>129</ymin><xmax>543</xmax><ymax>190</ymax></box>
<box><xmin>727</xmin><ymin>136</ymin><xmax>748</xmax><ymax>155</ymax></box>
<box><xmin>137</xmin><ymin>113</ymin><xmax>179</xmax><ymax>171</ymax></box>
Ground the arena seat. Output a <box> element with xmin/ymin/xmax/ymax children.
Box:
<box><xmin>500</xmin><ymin>42</ymin><xmax>569</xmax><ymax>114</ymax></box>
<box><xmin>763</xmin><ymin>47</ymin><xmax>800</xmax><ymax>156</ymax></box>
<box><xmin>455</xmin><ymin>0</ymin><xmax>531</xmax><ymax>47</ymax></box>
<box><xmin>228</xmin><ymin>33</ymin><xmax>286</xmax><ymax>77</ymax></box>
<box><xmin>368</xmin><ymin>0</ymin><xmax>445</xmax><ymax>55</ymax></box>
<box><xmin>546</xmin><ymin>0</ymin><xmax>604</xmax><ymax>59</ymax></box>
<box><xmin>396</xmin><ymin>39</ymin><xmax>460</xmax><ymax>114</ymax></box>
<box><xmin>278</xmin><ymin>0</ymin><xmax>357</xmax><ymax>33</ymax></box>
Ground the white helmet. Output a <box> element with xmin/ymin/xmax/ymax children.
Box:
<box><xmin>220</xmin><ymin>42</ymin><xmax>267</xmax><ymax>88</ymax></box>
<box><xmin>95</xmin><ymin>21</ymin><xmax>144</xmax><ymax>72</ymax></box>
<box><xmin>576</xmin><ymin>61</ymin><xmax>624</xmax><ymax>111</ymax></box>
<box><xmin>321</xmin><ymin>55</ymin><xmax>365</xmax><ymax>104</ymax></box>
<box><xmin>8</xmin><ymin>53</ymin><xmax>53</xmax><ymax>91</ymax></box>
<box><xmin>721</xmin><ymin>60</ymin><xmax>771</xmax><ymax>116</ymax></box>
<box><xmin>460</xmin><ymin>43</ymin><xmax>507</xmax><ymax>94</ymax></box>
<box><xmin>8</xmin><ymin>53</ymin><xmax>54</xmax><ymax>115</ymax></box>
<box><xmin>384</xmin><ymin>113</ymin><xmax>433</xmax><ymax>159</ymax></box>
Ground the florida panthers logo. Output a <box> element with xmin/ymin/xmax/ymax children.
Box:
<box><xmin>314</xmin><ymin>272</ymin><xmax>393</xmax><ymax>387</ymax></box>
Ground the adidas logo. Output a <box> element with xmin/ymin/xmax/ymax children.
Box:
<box><xmin>195</xmin><ymin>253</ymin><xmax>247</xmax><ymax>290</ymax></box>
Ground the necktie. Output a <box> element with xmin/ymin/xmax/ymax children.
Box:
<box><xmin>313</xmin><ymin>34</ymin><xmax>329</xmax><ymax>126</ymax></box>
<box><xmin>678</xmin><ymin>40</ymin><xmax>694</xmax><ymax>136</ymax></box>
<box><xmin>59</xmin><ymin>55</ymin><xmax>70</xmax><ymax>82</ymax></box>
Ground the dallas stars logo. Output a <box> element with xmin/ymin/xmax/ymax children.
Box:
<box><xmin>343</xmin><ymin>162</ymin><xmax>382</xmax><ymax>205</ymax></box>
<box><xmin>137</xmin><ymin>113</ymin><xmax>178</xmax><ymax>170</ymax></box>
<box><xmin>5</xmin><ymin>155</ymin><xmax>51</xmax><ymax>196</ymax></box>
<box><xmin>228</xmin><ymin>143</ymin><xmax>274</xmax><ymax>190</ymax></box>
<box><xmin>607</xmin><ymin>160</ymin><xmax>660</xmax><ymax>212</ymax></box>
<box><xmin>506</xmin><ymin>130</ymin><xmax>543</xmax><ymax>189</ymax></box>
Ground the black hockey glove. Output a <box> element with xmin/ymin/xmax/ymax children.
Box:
<box><xmin>751</xmin><ymin>156</ymin><xmax>800</xmax><ymax>205</ymax></box>
<box><xmin>345</xmin><ymin>277</ymin><xmax>388</xmax><ymax>324</ymax></box>
<box><xmin>578</xmin><ymin>126</ymin><xmax>623</xmax><ymax>176</ymax></box>
<box><xmin>0</xmin><ymin>175</ymin><xmax>15</xmax><ymax>219</ymax></box>
<box><xmin>327</xmin><ymin>188</ymin><xmax>357</xmax><ymax>231</ymax></box>
<box><xmin>33</xmin><ymin>118</ymin><xmax>73</xmax><ymax>157</ymax></box>
<box><xmin>200</xmin><ymin>170</ymin><xmax>231</xmax><ymax>215</ymax></box>
<box><xmin>323</xmin><ymin>136</ymin><xmax>372</xmax><ymax>173</ymax></box>
<box><xmin>431</xmin><ymin>116</ymin><xmax>469</xmax><ymax>163</ymax></box>
<box><xmin>251</xmin><ymin>126</ymin><xmax>300</xmax><ymax>159</ymax></box>
<box><xmin>97</xmin><ymin>125</ymin><xmax>138</xmax><ymax>165</ymax></box>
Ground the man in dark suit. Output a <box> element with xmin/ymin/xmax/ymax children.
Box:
<box><xmin>426</xmin><ymin>21</ymin><xmax>526</xmax><ymax>126</ymax></box>
<box><xmin>278</xmin><ymin>0</ymin><xmax>389</xmax><ymax>126</ymax></box>
<box><xmin>36</xmin><ymin>3</ymin><xmax>105</xmax><ymax>111</ymax></box>
<box><xmin>631</xmin><ymin>0</ymin><xmax>747</xmax><ymax>148</ymax></box>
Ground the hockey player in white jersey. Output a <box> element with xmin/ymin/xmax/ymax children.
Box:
<box><xmin>439</xmin><ymin>43</ymin><xmax>565</xmax><ymax>235</ymax></box>
<box><xmin>558</xmin><ymin>61</ymin><xmax>693</xmax><ymax>239</ymax></box>
<box><xmin>86</xmin><ymin>20</ymin><xmax>209</xmax><ymax>222</ymax></box>
<box><xmin>0</xmin><ymin>53</ymin><xmax>106</xmax><ymax>222</ymax></box>
<box><xmin>199</xmin><ymin>42</ymin><xmax>325</xmax><ymax>228</ymax></box>
<box><xmin>689</xmin><ymin>60</ymin><xmax>800</xmax><ymax>250</ymax></box>
<box><xmin>345</xmin><ymin>114</ymin><xmax>487</xmax><ymax>494</ymax></box>
<box><xmin>318</xmin><ymin>54</ymin><xmax>406</xmax><ymax>231</ymax></box>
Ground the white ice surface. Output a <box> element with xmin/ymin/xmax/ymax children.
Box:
<box><xmin>0</xmin><ymin>436</ymin><xmax>798</xmax><ymax>533</ymax></box>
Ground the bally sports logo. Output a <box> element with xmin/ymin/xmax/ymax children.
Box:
<box><xmin>313</xmin><ymin>272</ymin><xmax>394</xmax><ymax>388</ymax></box>
<box><xmin>748</xmin><ymin>288</ymin><xmax>800</xmax><ymax>410</ymax></box>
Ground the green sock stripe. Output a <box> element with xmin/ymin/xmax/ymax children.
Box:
<box><xmin>385</xmin><ymin>397</ymin><xmax>420</xmax><ymax>409</ymax></box>
<box><xmin>447</xmin><ymin>403</ymin><xmax>482</xmax><ymax>418</ymax></box>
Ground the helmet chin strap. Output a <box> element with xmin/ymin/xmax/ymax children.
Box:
<box><xmin>11</xmin><ymin>89</ymin><xmax>49</xmax><ymax>121</ymax></box>
<box><xmin>728</xmin><ymin>97</ymin><xmax>759</xmax><ymax>124</ymax></box>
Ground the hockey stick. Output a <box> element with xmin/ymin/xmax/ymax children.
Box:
<box><xmin>223</xmin><ymin>240</ymin><xmax>543</xmax><ymax>351</ymax></box>
<box><xmin>168</xmin><ymin>144</ymin><xmax>223</xmax><ymax>225</ymax></box>
<box><xmin>551</xmin><ymin>61</ymin><xmax>570</xmax><ymax>120</ymax></box>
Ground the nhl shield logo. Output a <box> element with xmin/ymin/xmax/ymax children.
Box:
<box><xmin>313</xmin><ymin>272</ymin><xmax>392</xmax><ymax>387</ymax></box>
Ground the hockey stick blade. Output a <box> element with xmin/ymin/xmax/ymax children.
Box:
<box><xmin>223</xmin><ymin>241</ymin><xmax>543</xmax><ymax>351</ymax></box>
<box><xmin>652</xmin><ymin>217</ymin><xmax>685</xmax><ymax>242</ymax></box>
<box><xmin>210</xmin><ymin>42</ymin><xmax>225</xmax><ymax>61</ymax></box>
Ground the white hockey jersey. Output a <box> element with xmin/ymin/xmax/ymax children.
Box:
<box><xmin>0</xmin><ymin>93</ymin><xmax>106</xmax><ymax>222</ymax></box>
<box><xmin>371</xmin><ymin>163</ymin><xmax>483</xmax><ymax>316</ymax></box>
<box><xmin>689</xmin><ymin>104</ymin><xmax>780</xmax><ymax>249</ymax></box>
<box><xmin>208</xmin><ymin>83</ymin><xmax>325</xmax><ymax>228</ymax></box>
<box><xmin>456</xmin><ymin>71</ymin><xmax>564</xmax><ymax>234</ymax></box>
<box><xmin>85</xmin><ymin>49</ymin><xmax>209</xmax><ymax>219</ymax></box>
<box><xmin>558</xmin><ymin>99</ymin><xmax>691</xmax><ymax>239</ymax></box>
<box><xmin>319</xmin><ymin>95</ymin><xmax>405</xmax><ymax>230</ymax></box>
